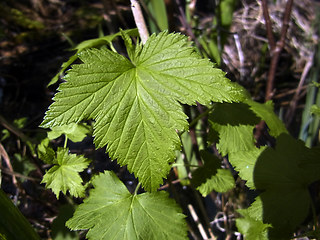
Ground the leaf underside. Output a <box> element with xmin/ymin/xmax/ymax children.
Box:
<box><xmin>41</xmin><ymin>31</ymin><xmax>246</xmax><ymax>191</ymax></box>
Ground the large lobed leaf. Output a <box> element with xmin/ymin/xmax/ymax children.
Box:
<box><xmin>66</xmin><ymin>171</ymin><xmax>187</xmax><ymax>240</ymax></box>
<box><xmin>41</xmin><ymin>31</ymin><xmax>246</xmax><ymax>191</ymax></box>
<box><xmin>237</xmin><ymin>134</ymin><xmax>320</xmax><ymax>239</ymax></box>
<box><xmin>253</xmin><ymin>133</ymin><xmax>320</xmax><ymax>239</ymax></box>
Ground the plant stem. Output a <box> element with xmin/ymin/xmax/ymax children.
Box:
<box><xmin>262</xmin><ymin>0</ymin><xmax>294</xmax><ymax>101</ymax></box>
<box><xmin>64</xmin><ymin>136</ymin><xmax>68</xmax><ymax>148</ymax></box>
<box><xmin>172</xmin><ymin>163</ymin><xmax>199</xmax><ymax>168</ymax></box>
<box><xmin>130</xmin><ymin>0</ymin><xmax>149</xmax><ymax>44</ymax></box>
<box><xmin>189</xmin><ymin>105</ymin><xmax>214</xmax><ymax>129</ymax></box>
<box><xmin>134</xmin><ymin>182</ymin><xmax>141</xmax><ymax>195</ymax></box>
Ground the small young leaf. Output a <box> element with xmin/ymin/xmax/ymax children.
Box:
<box><xmin>311</xmin><ymin>104</ymin><xmax>320</xmax><ymax>117</ymax></box>
<box><xmin>48</xmin><ymin>122</ymin><xmax>91</xmax><ymax>142</ymax></box>
<box><xmin>66</xmin><ymin>171</ymin><xmax>187</xmax><ymax>240</ymax></box>
<box><xmin>37</xmin><ymin>138</ymin><xmax>55</xmax><ymax>164</ymax></box>
<box><xmin>41</xmin><ymin>148</ymin><xmax>90</xmax><ymax>199</ymax></box>
<box><xmin>12</xmin><ymin>153</ymin><xmax>36</xmax><ymax>177</ymax></box>
<box><xmin>13</xmin><ymin>117</ymin><xmax>28</xmax><ymax>129</ymax></box>
<box><xmin>41</xmin><ymin>31</ymin><xmax>247</xmax><ymax>191</ymax></box>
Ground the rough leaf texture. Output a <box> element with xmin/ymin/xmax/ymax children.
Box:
<box><xmin>192</xmin><ymin>151</ymin><xmax>235</xmax><ymax>196</ymax></box>
<box><xmin>41</xmin><ymin>31</ymin><xmax>246</xmax><ymax>191</ymax></box>
<box><xmin>41</xmin><ymin>148</ymin><xmax>90</xmax><ymax>199</ymax></box>
<box><xmin>66</xmin><ymin>171</ymin><xmax>187</xmax><ymax>240</ymax></box>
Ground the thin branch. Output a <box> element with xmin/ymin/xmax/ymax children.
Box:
<box><xmin>110</xmin><ymin>0</ymin><xmax>129</xmax><ymax>29</ymax></box>
<box><xmin>1</xmin><ymin>168</ymin><xmax>40</xmax><ymax>182</ymax></box>
<box><xmin>263</xmin><ymin>0</ymin><xmax>294</xmax><ymax>101</ymax></box>
<box><xmin>188</xmin><ymin>204</ymin><xmax>210</xmax><ymax>240</ymax></box>
<box><xmin>277</xmin><ymin>0</ymin><xmax>294</xmax><ymax>53</ymax></box>
<box><xmin>130</xmin><ymin>0</ymin><xmax>149</xmax><ymax>44</ymax></box>
<box><xmin>174</xmin><ymin>0</ymin><xmax>210</xmax><ymax>57</ymax></box>
<box><xmin>0</xmin><ymin>143</ymin><xmax>17</xmax><ymax>186</ymax></box>
<box><xmin>261</xmin><ymin>0</ymin><xmax>276</xmax><ymax>51</ymax></box>
<box><xmin>0</xmin><ymin>115</ymin><xmax>33</xmax><ymax>143</ymax></box>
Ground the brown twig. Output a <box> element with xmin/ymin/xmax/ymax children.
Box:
<box><xmin>0</xmin><ymin>143</ymin><xmax>18</xmax><ymax>186</ymax></box>
<box><xmin>1</xmin><ymin>168</ymin><xmax>40</xmax><ymax>182</ymax></box>
<box><xmin>261</xmin><ymin>0</ymin><xmax>276</xmax><ymax>51</ymax></box>
<box><xmin>255</xmin><ymin>0</ymin><xmax>294</xmax><ymax>142</ymax></box>
<box><xmin>0</xmin><ymin>115</ymin><xmax>33</xmax><ymax>143</ymax></box>
<box><xmin>174</xmin><ymin>0</ymin><xmax>210</xmax><ymax>57</ymax></box>
<box><xmin>263</xmin><ymin>0</ymin><xmax>294</xmax><ymax>101</ymax></box>
<box><xmin>110</xmin><ymin>0</ymin><xmax>129</xmax><ymax>29</ymax></box>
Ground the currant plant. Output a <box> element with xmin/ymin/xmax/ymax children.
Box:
<box><xmin>39</xmin><ymin>29</ymin><xmax>320</xmax><ymax>240</ymax></box>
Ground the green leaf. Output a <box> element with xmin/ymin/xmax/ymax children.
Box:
<box><xmin>311</xmin><ymin>104</ymin><xmax>320</xmax><ymax>117</ymax></box>
<box><xmin>48</xmin><ymin>122</ymin><xmax>91</xmax><ymax>142</ymax></box>
<box><xmin>1</xmin><ymin>129</ymin><xmax>10</xmax><ymax>141</ymax></box>
<box><xmin>12</xmin><ymin>153</ymin><xmax>36</xmax><ymax>177</ymax></box>
<box><xmin>48</xmin><ymin>29</ymin><xmax>139</xmax><ymax>86</ymax></box>
<box><xmin>41</xmin><ymin>31</ymin><xmax>246</xmax><ymax>191</ymax></box>
<box><xmin>51</xmin><ymin>205</ymin><xmax>78</xmax><ymax>240</ymax></box>
<box><xmin>192</xmin><ymin>151</ymin><xmax>235</xmax><ymax>196</ymax></box>
<box><xmin>208</xmin><ymin>101</ymin><xmax>288</xmax><ymax>190</ymax></box>
<box><xmin>0</xmin><ymin>189</ymin><xmax>40</xmax><ymax>240</ymax></box>
<box><xmin>214</xmin><ymin>124</ymin><xmax>256</xmax><ymax>156</ymax></box>
<box><xmin>175</xmin><ymin>131</ymin><xmax>199</xmax><ymax>186</ymax></box>
<box><xmin>49</xmin><ymin>54</ymin><xmax>79</xmax><ymax>87</ymax></box>
<box><xmin>41</xmin><ymin>147</ymin><xmax>90</xmax><ymax>199</ymax></box>
<box><xmin>13</xmin><ymin>117</ymin><xmax>28</xmax><ymax>129</ymax></box>
<box><xmin>236</xmin><ymin>198</ymin><xmax>271</xmax><ymax>240</ymax></box>
<box><xmin>209</xmin><ymin>103</ymin><xmax>260</xmax><ymax>156</ymax></box>
<box><xmin>253</xmin><ymin>133</ymin><xmax>320</xmax><ymax>238</ymax></box>
<box><xmin>228</xmin><ymin>146</ymin><xmax>266</xmax><ymax>189</ymax></box>
<box><xmin>73</xmin><ymin>29</ymin><xmax>138</xmax><ymax>53</ymax></box>
<box><xmin>196</xmin><ymin>168</ymin><xmax>235</xmax><ymax>196</ymax></box>
<box><xmin>147</xmin><ymin>0</ymin><xmax>168</xmax><ymax>31</ymax></box>
<box><xmin>245</xmin><ymin>99</ymin><xmax>287</xmax><ymax>137</ymax></box>
<box><xmin>66</xmin><ymin>171</ymin><xmax>187</xmax><ymax>240</ymax></box>
<box><xmin>37</xmin><ymin>138</ymin><xmax>55</xmax><ymax>164</ymax></box>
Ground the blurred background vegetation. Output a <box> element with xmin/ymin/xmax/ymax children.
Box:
<box><xmin>0</xmin><ymin>0</ymin><xmax>319</xmax><ymax>239</ymax></box>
